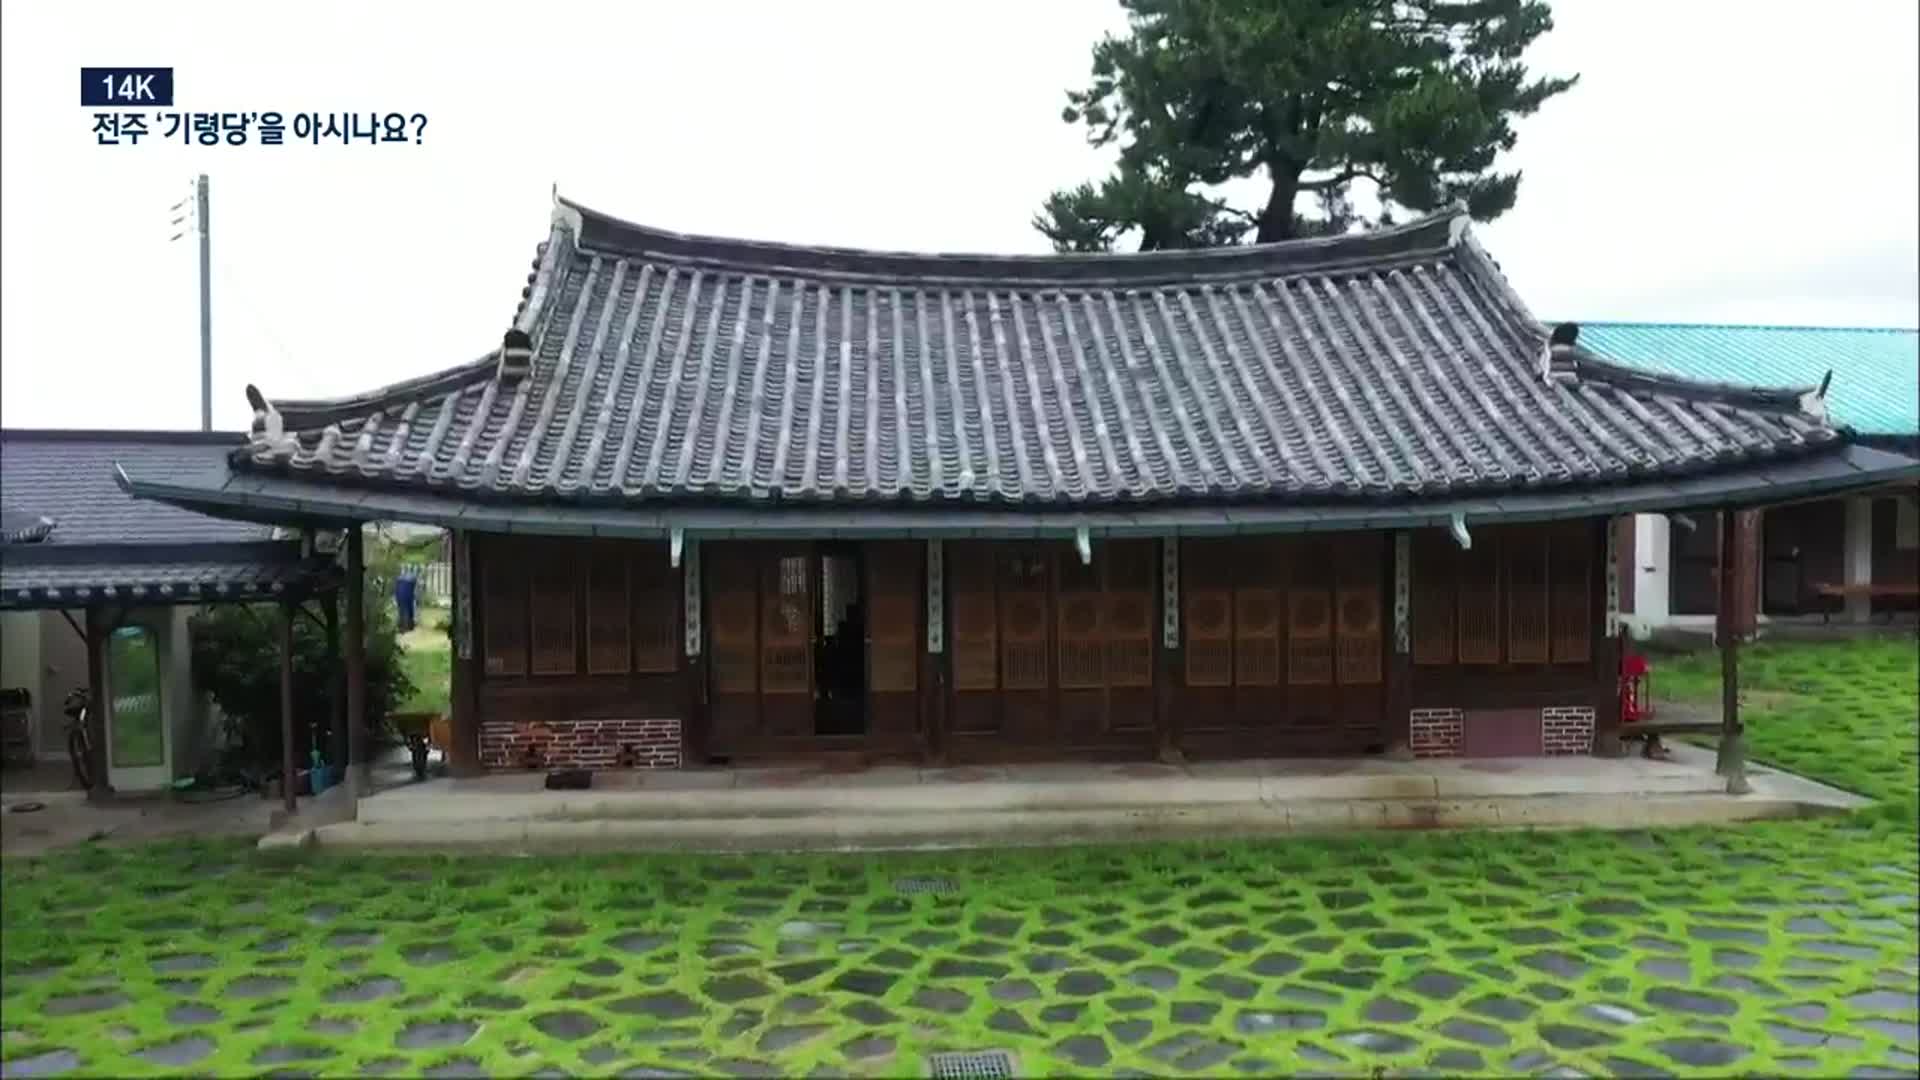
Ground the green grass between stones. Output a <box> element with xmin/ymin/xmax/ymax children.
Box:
<box><xmin>2</xmin><ymin>640</ymin><xmax>1916</xmax><ymax>1078</ymax></box>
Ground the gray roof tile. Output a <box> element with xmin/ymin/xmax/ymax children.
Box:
<box><xmin>236</xmin><ymin>201</ymin><xmax>1844</xmax><ymax>508</ymax></box>
<box><xmin>1</xmin><ymin>430</ymin><xmax>272</xmax><ymax>544</ymax></box>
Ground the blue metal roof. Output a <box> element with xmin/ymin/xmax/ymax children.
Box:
<box><xmin>1573</xmin><ymin>322</ymin><xmax>1918</xmax><ymax>436</ymax></box>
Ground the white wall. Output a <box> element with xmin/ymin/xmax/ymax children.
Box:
<box><xmin>1621</xmin><ymin>513</ymin><xmax>1672</xmax><ymax>637</ymax></box>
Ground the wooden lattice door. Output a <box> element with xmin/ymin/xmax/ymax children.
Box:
<box><xmin>865</xmin><ymin>541</ymin><xmax>921</xmax><ymax>743</ymax></box>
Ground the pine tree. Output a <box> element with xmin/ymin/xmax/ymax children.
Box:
<box><xmin>1036</xmin><ymin>0</ymin><xmax>1578</xmax><ymax>251</ymax></box>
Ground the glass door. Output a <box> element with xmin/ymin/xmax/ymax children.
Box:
<box><xmin>107</xmin><ymin>624</ymin><xmax>169</xmax><ymax>790</ymax></box>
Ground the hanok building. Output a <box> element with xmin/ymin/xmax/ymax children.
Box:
<box><xmin>123</xmin><ymin>198</ymin><xmax>1920</xmax><ymax>777</ymax></box>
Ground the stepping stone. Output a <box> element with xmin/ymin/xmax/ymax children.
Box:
<box><xmin>869</xmin><ymin>948</ymin><xmax>917</xmax><ymax>971</ymax></box>
<box><xmin>1056</xmin><ymin>1035</ymin><xmax>1112</xmax><ymax>1068</ymax></box>
<box><xmin>988</xmin><ymin>1008</ymin><xmax>1038</xmax><ymax>1037</ymax></box>
<box><xmin>1199</xmin><ymin>974</ymin><xmax>1259</xmax><ymax>1002</ymax></box>
<box><xmin>911</xmin><ymin>988</ymin><xmax>970</xmax><ymax>1013</ymax></box>
<box><xmin>843</xmin><ymin>1001</ymin><xmax>896</xmax><ymax>1026</ymax></box>
<box><xmin>1710</xmin><ymin>974</ymin><xmax>1779</xmax><ymax>997</ymax></box>
<box><xmin>1087</xmin><ymin>944</ymin><xmax>1141</xmax><ymax>965</ymax></box>
<box><xmin>532</xmin><ymin>1011</ymin><xmax>603</xmax><ymax>1041</ymax></box>
<box><xmin>1032</xmin><ymin>931</ymin><xmax>1076</xmax><ymax>949</ymax></box>
<box><xmin>776</xmin><ymin>921</ymin><xmax>841</xmax><ymax>939</ymax></box>
<box><xmin>1170</xmin><ymin>948</ymin><xmax>1227</xmax><ymax>970</ymax></box>
<box><xmin>464</xmin><ymin>992</ymin><xmax>524</xmax><ymax>1011</ymax></box>
<box><xmin>324</xmin><ymin>977</ymin><xmax>403</xmax><ymax>1004</ymax></box>
<box><xmin>1364</xmin><ymin>996</ymin><xmax>1420</xmax><ymax>1023</ymax></box>
<box><xmin>1127</xmin><ymin>965</ymin><xmax>1179</xmax><ymax>991</ymax></box>
<box><xmin>1692</xmin><ymin>924</ymin><xmax>1768</xmax><ymax>946</ymax></box>
<box><xmin>1787</xmin><ymin>916</ymin><xmax>1840</xmax><ymax>935</ymax></box>
<box><xmin>930</xmin><ymin>959</ymin><xmax>1008</xmax><ymax>979</ymax></box>
<box><xmin>1528</xmin><ymin>980</ymin><xmax>1574</xmax><ymax>1002</ymax></box>
<box><xmin>609</xmin><ymin>992</ymin><xmax>701</xmax><ymax>1020</ymax></box>
<box><xmin>327</xmin><ymin>931</ymin><xmax>381</xmax><ymax>949</ymax></box>
<box><xmin>1519</xmin><ymin>951</ymin><xmax>1588</xmax><ymax>979</ymax></box>
<box><xmin>990</xmin><ymin>979</ymin><xmax>1039</xmax><ymax>1003</ymax></box>
<box><xmin>1581</xmin><ymin>899</ymin><xmax>1648</xmax><ymax>917</ymax></box>
<box><xmin>1766</xmin><ymin>1023</ymin><xmax>1863</xmax><ymax>1049</ymax></box>
<box><xmin>152</xmin><ymin>954</ymin><xmax>216</xmax><ymax>974</ymax></box>
<box><xmin>779</xmin><ymin>995</ymin><xmax>827</xmax><ymax>1015</ymax></box>
<box><xmin>1172</xmin><ymin>1001</ymin><xmax>1219</xmax><ymax>1024</ymax></box>
<box><xmin>1236</xmin><ymin>1010</ymin><xmax>1325</xmax><ymax>1034</ymax></box>
<box><xmin>613</xmin><ymin>933</ymin><xmax>670</xmax><ymax>954</ymax></box>
<box><xmin>1040</xmin><ymin>1002</ymin><xmax>1085</xmax><ymax>1024</ymax></box>
<box><xmin>1579</xmin><ymin>1002</ymin><xmax>1646</xmax><ymax>1026</ymax></box>
<box><xmin>166</xmin><ymin>1002</ymin><xmax>222</xmax><ymax>1024</ymax></box>
<box><xmin>1639</xmin><ymin>958</ymin><xmax>1690</xmax><ymax>980</ymax></box>
<box><xmin>1405</xmin><ymin>970</ymin><xmax>1468</xmax><ymax>1001</ymax></box>
<box><xmin>1465</xmin><ymin>994</ymin><xmax>1533</xmax><ymax>1022</ymax></box>
<box><xmin>829</xmin><ymin>968</ymin><xmax>894</xmax><ymax>991</ymax></box>
<box><xmin>1439</xmin><ymin>1019</ymin><xmax>1510</xmax><ymax>1048</ymax></box>
<box><xmin>706</xmin><ymin>975</ymin><xmax>773</xmax><ymax>1003</ymax></box>
<box><xmin>841</xmin><ymin>1036</ymin><xmax>895</xmax><ymax>1061</ymax></box>
<box><xmin>1539</xmin><ymin>1023</ymin><xmax>1614</xmax><ymax>1050</ymax></box>
<box><xmin>133</xmin><ymin>1037</ymin><xmax>215</xmax><ymax>1067</ymax></box>
<box><xmin>1146</xmin><ymin>1032</ymin><xmax>1238</xmax><ymax>1072</ymax></box>
<box><xmin>43</xmin><ymin>992</ymin><xmax>128</xmax><ymax>1016</ymax></box>
<box><xmin>579</xmin><ymin>959</ymin><xmax>622</xmax><ymax>978</ymax></box>
<box><xmin>401</xmin><ymin>945</ymin><xmax>458</xmax><ymax>966</ymax></box>
<box><xmin>1645</xmin><ymin>987</ymin><xmax>1738</xmax><ymax>1017</ymax></box>
<box><xmin>1335</xmin><ymin>1029</ymin><xmax>1419</xmax><ymax>1054</ymax></box>
<box><xmin>397</xmin><ymin>1021</ymin><xmax>479</xmax><ymax>1051</ymax></box>
<box><xmin>558</xmin><ymin>982</ymin><xmax>613</xmax><ymax>1001</ymax></box>
<box><xmin>1137</xmin><ymin>925</ymin><xmax>1185</xmax><ymax>948</ymax></box>
<box><xmin>1109</xmin><ymin>1019</ymin><xmax>1153</xmax><ymax>1046</ymax></box>
<box><xmin>1652</xmin><ymin>1038</ymin><xmax>1748</xmax><ymax>1067</ymax></box>
<box><xmin>580</xmin><ymin>1045</ymin><xmax>622</xmax><ymax>1066</ymax></box>
<box><xmin>1713</xmin><ymin>947</ymin><xmax>1762</xmax><ymax>970</ymax></box>
<box><xmin>1057</xmin><ymin>971</ymin><xmax>1113</xmax><ymax>996</ymax></box>
<box><xmin>1847</xmin><ymin>990</ymin><xmax>1919</xmax><ymax>1013</ymax></box>
<box><xmin>422</xmin><ymin>1058</ymin><xmax>488</xmax><ymax>1077</ymax></box>
<box><xmin>252</xmin><ymin>1044</ymin><xmax>334</xmax><ymax>1066</ymax></box>
<box><xmin>307</xmin><ymin>1017</ymin><xmax>358</xmax><ymax>1036</ymax></box>
<box><xmin>973</xmin><ymin>915</ymin><xmax>1023</xmax><ymax>938</ymax></box>
<box><xmin>770</xmin><ymin>960</ymin><xmax>833</xmax><ymax>984</ymax></box>
<box><xmin>1107</xmin><ymin>995</ymin><xmax>1156</xmax><ymax>1013</ymax></box>
<box><xmin>0</xmin><ymin>1049</ymin><xmax>80</xmax><ymax>1077</ymax></box>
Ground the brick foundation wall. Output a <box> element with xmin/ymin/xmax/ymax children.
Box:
<box><xmin>479</xmin><ymin>718</ymin><xmax>682</xmax><ymax>771</ymax></box>
<box><xmin>1410</xmin><ymin>708</ymin><xmax>1463</xmax><ymax>758</ymax></box>
<box><xmin>1541</xmin><ymin>706</ymin><xmax>1596</xmax><ymax>756</ymax></box>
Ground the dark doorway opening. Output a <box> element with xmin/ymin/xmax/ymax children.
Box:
<box><xmin>816</xmin><ymin>544</ymin><xmax>867</xmax><ymax>736</ymax></box>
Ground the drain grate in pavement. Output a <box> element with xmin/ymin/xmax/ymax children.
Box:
<box><xmin>926</xmin><ymin>1049</ymin><xmax>1017</xmax><ymax>1079</ymax></box>
<box><xmin>895</xmin><ymin>876</ymin><xmax>957</xmax><ymax>896</ymax></box>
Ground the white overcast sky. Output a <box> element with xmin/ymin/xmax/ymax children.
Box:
<box><xmin>3</xmin><ymin>0</ymin><xmax>1915</xmax><ymax>432</ymax></box>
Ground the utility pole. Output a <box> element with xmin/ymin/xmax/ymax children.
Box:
<box><xmin>170</xmin><ymin>175</ymin><xmax>212</xmax><ymax>430</ymax></box>
<box><xmin>196</xmin><ymin>175</ymin><xmax>212</xmax><ymax>431</ymax></box>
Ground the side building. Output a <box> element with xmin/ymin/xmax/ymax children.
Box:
<box><xmin>1576</xmin><ymin>323</ymin><xmax>1919</xmax><ymax>635</ymax></box>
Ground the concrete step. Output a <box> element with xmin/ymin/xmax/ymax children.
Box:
<box><xmin>356</xmin><ymin>769</ymin><xmax>1730</xmax><ymax>827</ymax></box>
<box><xmin>319</xmin><ymin>791</ymin><xmax>1842</xmax><ymax>855</ymax></box>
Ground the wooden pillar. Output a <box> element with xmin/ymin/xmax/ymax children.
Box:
<box><xmin>83</xmin><ymin>606</ymin><xmax>112</xmax><ymax>801</ymax></box>
<box><xmin>448</xmin><ymin>530</ymin><xmax>481</xmax><ymax>777</ymax></box>
<box><xmin>1715</xmin><ymin>508</ymin><xmax>1750</xmax><ymax>793</ymax></box>
<box><xmin>324</xmin><ymin>587</ymin><xmax>345</xmax><ymax>770</ymax></box>
<box><xmin>1156</xmin><ymin>538</ymin><xmax>1183</xmax><ymax>764</ymax></box>
<box><xmin>1383</xmin><ymin>531</ymin><xmax>1414</xmax><ymax>759</ymax></box>
<box><xmin>924</xmin><ymin>539</ymin><xmax>948</xmax><ymax>767</ymax></box>
<box><xmin>279</xmin><ymin>599</ymin><xmax>299</xmax><ymax>815</ymax></box>
<box><xmin>345</xmin><ymin>525</ymin><xmax>369</xmax><ymax>796</ymax></box>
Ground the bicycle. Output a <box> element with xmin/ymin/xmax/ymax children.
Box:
<box><xmin>61</xmin><ymin>686</ymin><xmax>94</xmax><ymax>791</ymax></box>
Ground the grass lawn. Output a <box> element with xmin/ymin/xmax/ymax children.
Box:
<box><xmin>395</xmin><ymin>607</ymin><xmax>451</xmax><ymax>717</ymax></box>
<box><xmin>2</xmin><ymin>641</ymin><xmax>1914</xmax><ymax>1077</ymax></box>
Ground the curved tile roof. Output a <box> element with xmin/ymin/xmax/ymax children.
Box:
<box><xmin>235</xmin><ymin>199</ymin><xmax>1844</xmax><ymax>508</ymax></box>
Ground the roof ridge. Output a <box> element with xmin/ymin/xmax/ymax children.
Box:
<box><xmin>552</xmin><ymin>193</ymin><xmax>1473</xmax><ymax>288</ymax></box>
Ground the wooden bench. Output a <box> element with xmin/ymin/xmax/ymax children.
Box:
<box><xmin>1812</xmin><ymin>582</ymin><xmax>1920</xmax><ymax>622</ymax></box>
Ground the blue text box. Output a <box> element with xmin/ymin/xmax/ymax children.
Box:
<box><xmin>81</xmin><ymin>67</ymin><xmax>174</xmax><ymax>107</ymax></box>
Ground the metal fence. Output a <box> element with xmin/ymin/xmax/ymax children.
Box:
<box><xmin>403</xmin><ymin>561</ymin><xmax>452</xmax><ymax>608</ymax></box>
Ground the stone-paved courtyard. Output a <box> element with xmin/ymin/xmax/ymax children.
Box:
<box><xmin>2</xmin><ymin>639</ymin><xmax>1916</xmax><ymax>1077</ymax></box>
